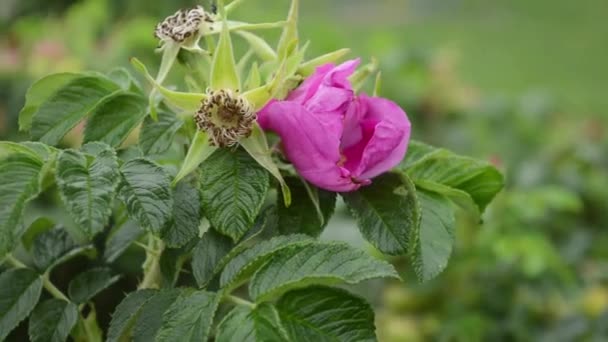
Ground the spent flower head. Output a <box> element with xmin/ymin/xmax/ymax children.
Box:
<box><xmin>154</xmin><ymin>6</ymin><xmax>214</xmax><ymax>45</ymax></box>
<box><xmin>195</xmin><ymin>89</ymin><xmax>255</xmax><ymax>147</ymax></box>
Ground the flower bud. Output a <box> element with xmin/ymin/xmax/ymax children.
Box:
<box><xmin>195</xmin><ymin>89</ymin><xmax>255</xmax><ymax>147</ymax></box>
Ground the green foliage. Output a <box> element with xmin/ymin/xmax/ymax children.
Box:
<box><xmin>249</xmin><ymin>242</ymin><xmax>400</xmax><ymax>302</ymax></box>
<box><xmin>217</xmin><ymin>304</ymin><xmax>288</xmax><ymax>342</ymax></box>
<box><xmin>29</xmin><ymin>75</ymin><xmax>121</xmax><ymax>145</ymax></box>
<box><xmin>55</xmin><ymin>143</ymin><xmax>119</xmax><ymax>237</ymax></box>
<box><xmin>139</xmin><ymin>110</ymin><xmax>183</xmax><ymax>155</ymax></box>
<box><xmin>107</xmin><ymin>290</ymin><xmax>157</xmax><ymax>342</ymax></box>
<box><xmin>31</xmin><ymin>228</ymin><xmax>77</xmax><ymax>271</ymax></box>
<box><xmin>276</xmin><ymin>286</ymin><xmax>377</xmax><ymax>342</ymax></box>
<box><xmin>277</xmin><ymin>177</ymin><xmax>336</xmax><ymax>236</ymax></box>
<box><xmin>83</xmin><ymin>92</ymin><xmax>148</xmax><ymax>147</ymax></box>
<box><xmin>0</xmin><ymin>269</ymin><xmax>43</xmax><ymax>341</ymax></box>
<box><xmin>0</xmin><ymin>144</ymin><xmax>45</xmax><ymax>257</ymax></box>
<box><xmin>343</xmin><ymin>172</ymin><xmax>420</xmax><ymax>256</ymax></box>
<box><xmin>68</xmin><ymin>267</ymin><xmax>120</xmax><ymax>304</ymax></box>
<box><xmin>200</xmin><ymin>148</ymin><xmax>269</xmax><ymax>241</ymax></box>
<box><xmin>118</xmin><ymin>158</ymin><xmax>173</xmax><ymax>234</ymax></box>
<box><xmin>161</xmin><ymin>181</ymin><xmax>201</xmax><ymax>248</ymax></box>
<box><xmin>155</xmin><ymin>290</ymin><xmax>220</xmax><ymax>342</ymax></box>
<box><xmin>28</xmin><ymin>299</ymin><xmax>78</xmax><ymax>342</ymax></box>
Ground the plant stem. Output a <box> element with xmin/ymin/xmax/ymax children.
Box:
<box><xmin>224</xmin><ymin>294</ymin><xmax>255</xmax><ymax>308</ymax></box>
<box><xmin>42</xmin><ymin>273</ymin><xmax>70</xmax><ymax>302</ymax></box>
<box><xmin>6</xmin><ymin>254</ymin><xmax>70</xmax><ymax>302</ymax></box>
<box><xmin>138</xmin><ymin>235</ymin><xmax>164</xmax><ymax>289</ymax></box>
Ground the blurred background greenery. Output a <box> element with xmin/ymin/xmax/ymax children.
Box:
<box><xmin>1</xmin><ymin>0</ymin><xmax>607</xmax><ymax>341</ymax></box>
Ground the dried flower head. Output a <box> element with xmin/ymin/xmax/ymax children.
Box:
<box><xmin>195</xmin><ymin>89</ymin><xmax>256</xmax><ymax>147</ymax></box>
<box><xmin>154</xmin><ymin>6</ymin><xmax>214</xmax><ymax>43</ymax></box>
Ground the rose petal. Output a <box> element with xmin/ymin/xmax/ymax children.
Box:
<box><xmin>258</xmin><ymin>101</ymin><xmax>359</xmax><ymax>192</ymax></box>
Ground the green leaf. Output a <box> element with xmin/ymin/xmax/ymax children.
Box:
<box><xmin>28</xmin><ymin>299</ymin><xmax>78</xmax><ymax>342</ymax></box>
<box><xmin>155</xmin><ymin>290</ymin><xmax>220</xmax><ymax>342</ymax></box>
<box><xmin>19</xmin><ymin>73</ymin><xmax>81</xmax><ymax>132</ymax></box>
<box><xmin>107</xmin><ymin>289</ymin><xmax>157</xmax><ymax>342</ymax></box>
<box><xmin>191</xmin><ymin>208</ymin><xmax>271</xmax><ymax>288</ymax></box>
<box><xmin>400</xmin><ymin>140</ymin><xmax>504</xmax><ymax>212</ymax></box>
<box><xmin>0</xmin><ymin>147</ymin><xmax>44</xmax><ymax>257</ymax></box>
<box><xmin>192</xmin><ymin>228</ymin><xmax>235</xmax><ymax>288</ymax></box>
<box><xmin>161</xmin><ymin>181</ymin><xmax>201</xmax><ymax>248</ymax></box>
<box><xmin>132</xmin><ymin>289</ymin><xmax>182</xmax><ymax>342</ymax></box>
<box><xmin>103</xmin><ymin>220</ymin><xmax>143</xmax><ymax>263</ymax></box>
<box><xmin>30</xmin><ymin>75</ymin><xmax>121</xmax><ymax>145</ymax></box>
<box><xmin>200</xmin><ymin>148</ymin><xmax>269</xmax><ymax>241</ymax></box>
<box><xmin>68</xmin><ymin>267</ymin><xmax>120</xmax><ymax>304</ymax></box>
<box><xmin>276</xmin><ymin>286</ymin><xmax>377</xmax><ymax>342</ymax></box>
<box><xmin>220</xmin><ymin>234</ymin><xmax>314</xmax><ymax>290</ymax></box>
<box><xmin>118</xmin><ymin>159</ymin><xmax>173</xmax><ymax>234</ymax></box>
<box><xmin>139</xmin><ymin>110</ymin><xmax>183</xmax><ymax>155</ymax></box>
<box><xmin>0</xmin><ymin>269</ymin><xmax>43</xmax><ymax>341</ymax></box>
<box><xmin>217</xmin><ymin>303</ymin><xmax>288</xmax><ymax>342</ymax></box>
<box><xmin>240</xmin><ymin>124</ymin><xmax>291</xmax><ymax>206</ymax></box>
<box><xmin>277</xmin><ymin>178</ymin><xmax>335</xmax><ymax>237</ymax></box>
<box><xmin>249</xmin><ymin>242</ymin><xmax>399</xmax><ymax>302</ymax></box>
<box><xmin>342</xmin><ymin>172</ymin><xmax>421</xmax><ymax>255</ymax></box>
<box><xmin>412</xmin><ymin>190</ymin><xmax>456</xmax><ymax>282</ymax></box>
<box><xmin>31</xmin><ymin>228</ymin><xmax>76</xmax><ymax>271</ymax></box>
<box><xmin>210</xmin><ymin>20</ymin><xmax>240</xmax><ymax>90</ymax></box>
<box><xmin>108</xmin><ymin>67</ymin><xmax>142</xmax><ymax>93</ymax></box>
<box><xmin>56</xmin><ymin>144</ymin><xmax>119</xmax><ymax>237</ymax></box>
<box><xmin>21</xmin><ymin>217</ymin><xmax>55</xmax><ymax>251</ymax></box>
<box><xmin>159</xmin><ymin>245</ymin><xmax>193</xmax><ymax>288</ymax></box>
<box><xmin>173</xmin><ymin>130</ymin><xmax>217</xmax><ymax>185</ymax></box>
<box><xmin>83</xmin><ymin>92</ymin><xmax>147</xmax><ymax>147</ymax></box>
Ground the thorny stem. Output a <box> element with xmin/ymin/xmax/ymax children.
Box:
<box><xmin>138</xmin><ymin>234</ymin><xmax>164</xmax><ymax>289</ymax></box>
<box><xmin>5</xmin><ymin>254</ymin><xmax>70</xmax><ymax>302</ymax></box>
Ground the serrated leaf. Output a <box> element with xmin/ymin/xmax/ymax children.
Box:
<box><xmin>277</xmin><ymin>178</ymin><xmax>335</xmax><ymax>237</ymax></box>
<box><xmin>19</xmin><ymin>72</ymin><xmax>80</xmax><ymax>132</ymax></box>
<box><xmin>400</xmin><ymin>140</ymin><xmax>504</xmax><ymax>212</ymax></box>
<box><xmin>56</xmin><ymin>144</ymin><xmax>119</xmax><ymax>237</ymax></box>
<box><xmin>276</xmin><ymin>286</ymin><xmax>376</xmax><ymax>342</ymax></box>
<box><xmin>132</xmin><ymin>289</ymin><xmax>182</xmax><ymax>342</ymax></box>
<box><xmin>412</xmin><ymin>190</ymin><xmax>456</xmax><ymax>282</ymax></box>
<box><xmin>217</xmin><ymin>303</ymin><xmax>288</xmax><ymax>342</ymax></box>
<box><xmin>83</xmin><ymin>92</ymin><xmax>147</xmax><ymax>147</ymax></box>
<box><xmin>139</xmin><ymin>110</ymin><xmax>183</xmax><ymax>155</ymax></box>
<box><xmin>342</xmin><ymin>172</ymin><xmax>420</xmax><ymax>255</ymax></box>
<box><xmin>161</xmin><ymin>181</ymin><xmax>201</xmax><ymax>248</ymax></box>
<box><xmin>30</xmin><ymin>75</ymin><xmax>121</xmax><ymax>145</ymax></box>
<box><xmin>159</xmin><ymin>244</ymin><xmax>193</xmax><ymax>288</ymax></box>
<box><xmin>28</xmin><ymin>299</ymin><xmax>78</xmax><ymax>342</ymax></box>
<box><xmin>103</xmin><ymin>220</ymin><xmax>143</xmax><ymax>263</ymax></box>
<box><xmin>31</xmin><ymin>228</ymin><xmax>76</xmax><ymax>271</ymax></box>
<box><xmin>0</xmin><ymin>147</ymin><xmax>44</xmax><ymax>257</ymax></box>
<box><xmin>155</xmin><ymin>290</ymin><xmax>220</xmax><ymax>342</ymax></box>
<box><xmin>200</xmin><ymin>148</ymin><xmax>269</xmax><ymax>241</ymax></box>
<box><xmin>192</xmin><ymin>228</ymin><xmax>235</xmax><ymax>288</ymax></box>
<box><xmin>107</xmin><ymin>289</ymin><xmax>157</xmax><ymax>342</ymax></box>
<box><xmin>249</xmin><ymin>242</ymin><xmax>399</xmax><ymax>302</ymax></box>
<box><xmin>0</xmin><ymin>269</ymin><xmax>43</xmax><ymax>341</ymax></box>
<box><xmin>68</xmin><ymin>267</ymin><xmax>120</xmax><ymax>304</ymax></box>
<box><xmin>118</xmin><ymin>159</ymin><xmax>173</xmax><ymax>234</ymax></box>
<box><xmin>108</xmin><ymin>67</ymin><xmax>142</xmax><ymax>93</ymax></box>
<box><xmin>220</xmin><ymin>234</ymin><xmax>314</xmax><ymax>290</ymax></box>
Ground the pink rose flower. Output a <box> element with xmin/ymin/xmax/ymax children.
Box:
<box><xmin>258</xmin><ymin>59</ymin><xmax>411</xmax><ymax>192</ymax></box>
